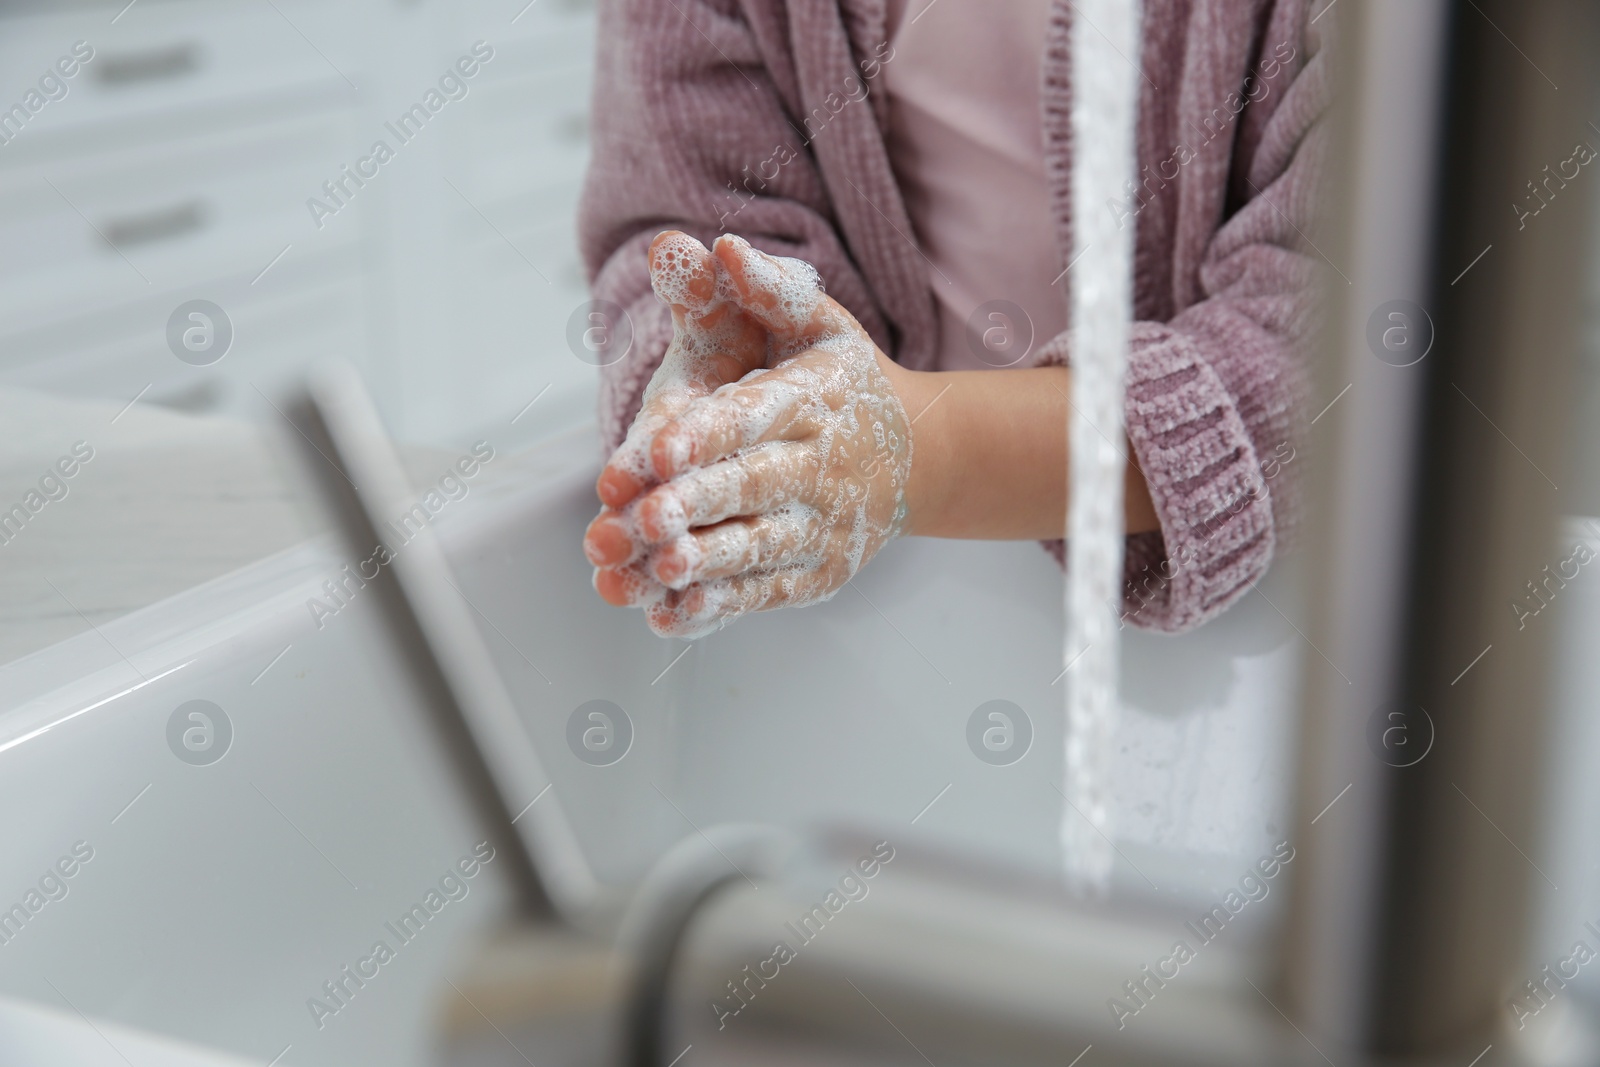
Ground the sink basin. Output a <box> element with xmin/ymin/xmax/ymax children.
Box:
<box><xmin>0</xmin><ymin>425</ymin><xmax>1304</xmax><ymax>1065</ymax></box>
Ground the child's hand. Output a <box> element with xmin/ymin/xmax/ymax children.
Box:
<box><xmin>585</xmin><ymin>234</ymin><xmax>913</xmax><ymax>639</ymax></box>
<box><xmin>592</xmin><ymin>231</ymin><xmax>772</xmax><ymax>511</ymax></box>
<box><xmin>583</xmin><ymin>231</ymin><xmax>774</xmax><ymax>612</ymax></box>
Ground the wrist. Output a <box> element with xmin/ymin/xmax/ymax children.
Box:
<box><xmin>877</xmin><ymin>352</ymin><xmax>948</xmax><ymax>537</ymax></box>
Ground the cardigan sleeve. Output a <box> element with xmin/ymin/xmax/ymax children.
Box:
<box><xmin>1035</xmin><ymin>2</ymin><xmax>1332</xmax><ymax>634</ymax></box>
<box><xmin>578</xmin><ymin>0</ymin><xmax>892</xmax><ymax>454</ymax></box>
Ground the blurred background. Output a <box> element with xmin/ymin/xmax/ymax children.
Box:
<box><xmin>0</xmin><ymin>1</ymin><xmax>1597</xmax><ymax>1066</ymax></box>
<box><xmin>0</xmin><ymin>0</ymin><xmax>600</xmax><ymax>661</ymax></box>
<box><xmin>0</xmin><ymin>0</ymin><xmax>596</xmax><ymax>442</ymax></box>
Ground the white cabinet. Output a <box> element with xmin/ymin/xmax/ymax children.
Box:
<box><xmin>0</xmin><ymin>0</ymin><xmax>599</xmax><ymax>447</ymax></box>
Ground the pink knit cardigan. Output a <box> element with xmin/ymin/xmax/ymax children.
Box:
<box><xmin>578</xmin><ymin>0</ymin><xmax>1330</xmax><ymax>632</ymax></box>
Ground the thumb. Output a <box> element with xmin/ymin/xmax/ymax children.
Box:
<box><xmin>650</xmin><ymin>230</ymin><xmax>770</xmax><ymax>391</ymax></box>
<box><xmin>649</xmin><ymin>230</ymin><xmax>717</xmax><ymax>313</ymax></box>
<box><xmin>711</xmin><ymin>234</ymin><xmax>855</xmax><ymax>353</ymax></box>
<box><xmin>597</xmin><ymin>232</ymin><xmax>764</xmax><ymax>508</ymax></box>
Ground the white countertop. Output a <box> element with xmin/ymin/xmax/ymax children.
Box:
<box><xmin>0</xmin><ymin>387</ymin><xmax>577</xmax><ymax>666</ymax></box>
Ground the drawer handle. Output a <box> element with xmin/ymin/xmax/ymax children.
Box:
<box><xmin>95</xmin><ymin>43</ymin><xmax>199</xmax><ymax>85</ymax></box>
<box><xmin>101</xmin><ymin>199</ymin><xmax>206</xmax><ymax>248</ymax></box>
<box><xmin>148</xmin><ymin>379</ymin><xmax>226</xmax><ymax>414</ymax></box>
<box><xmin>557</xmin><ymin>112</ymin><xmax>588</xmax><ymax>143</ymax></box>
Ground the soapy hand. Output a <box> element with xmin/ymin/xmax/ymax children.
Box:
<box><xmin>584</xmin><ymin>232</ymin><xmax>913</xmax><ymax>639</ymax></box>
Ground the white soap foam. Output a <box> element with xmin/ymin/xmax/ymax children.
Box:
<box><xmin>606</xmin><ymin>230</ymin><xmax>912</xmax><ymax>639</ymax></box>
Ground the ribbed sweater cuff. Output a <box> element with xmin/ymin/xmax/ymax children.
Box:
<box><xmin>1033</xmin><ymin>323</ymin><xmax>1275</xmax><ymax>632</ymax></box>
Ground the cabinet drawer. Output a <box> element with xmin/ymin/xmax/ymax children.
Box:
<box><xmin>0</xmin><ymin>276</ymin><xmax>369</xmax><ymax>420</ymax></box>
<box><xmin>450</xmin><ymin>177</ymin><xmax>584</xmax><ymax>290</ymax></box>
<box><xmin>0</xmin><ymin>105</ymin><xmax>363</xmax><ymax>333</ymax></box>
<box><xmin>451</xmin><ymin>20</ymin><xmax>597</xmax><ymax>201</ymax></box>
<box><xmin>462</xmin><ymin>69</ymin><xmax>591</xmax><ymax>199</ymax></box>
<box><xmin>0</xmin><ymin>0</ymin><xmax>356</xmax><ymax>150</ymax></box>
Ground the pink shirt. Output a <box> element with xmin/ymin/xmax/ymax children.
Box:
<box><xmin>881</xmin><ymin>0</ymin><xmax>1067</xmax><ymax>371</ymax></box>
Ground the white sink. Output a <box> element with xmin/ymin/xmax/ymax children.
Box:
<box><xmin>0</xmin><ymin>425</ymin><xmax>1304</xmax><ymax>1065</ymax></box>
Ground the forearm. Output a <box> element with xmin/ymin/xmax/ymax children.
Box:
<box><xmin>881</xmin><ymin>354</ymin><xmax>1159</xmax><ymax>540</ymax></box>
